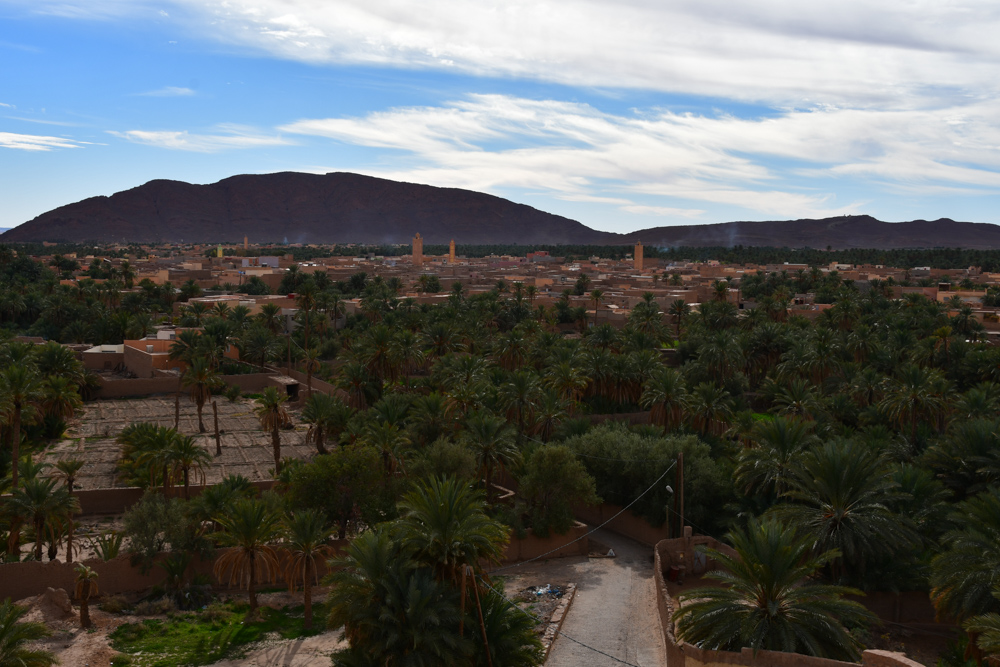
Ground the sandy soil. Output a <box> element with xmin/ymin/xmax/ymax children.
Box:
<box><xmin>35</xmin><ymin>396</ymin><xmax>317</xmax><ymax>491</ymax></box>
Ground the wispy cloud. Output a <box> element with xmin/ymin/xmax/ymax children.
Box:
<box><xmin>0</xmin><ymin>132</ymin><xmax>84</xmax><ymax>151</ymax></box>
<box><xmin>108</xmin><ymin>124</ymin><xmax>292</xmax><ymax>152</ymax></box>
<box><xmin>6</xmin><ymin>116</ymin><xmax>80</xmax><ymax>126</ymax></box>
<box><xmin>136</xmin><ymin>86</ymin><xmax>196</xmax><ymax>97</ymax></box>
<box><xmin>0</xmin><ymin>102</ymin><xmax>12</xmax><ymax>108</ymax></box>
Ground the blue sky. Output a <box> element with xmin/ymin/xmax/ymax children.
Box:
<box><xmin>3</xmin><ymin>0</ymin><xmax>1000</xmax><ymax>234</ymax></box>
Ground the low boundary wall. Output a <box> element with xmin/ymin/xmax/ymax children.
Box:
<box><xmin>502</xmin><ymin>522</ymin><xmax>589</xmax><ymax>563</ymax></box>
<box><xmin>652</xmin><ymin>538</ymin><xmax>930</xmax><ymax>667</ymax></box>
<box><xmin>2</xmin><ymin>542</ymin><xmax>348</xmax><ymax>604</ymax></box>
<box><xmin>73</xmin><ymin>481</ymin><xmax>276</xmax><ymax>516</ymax></box>
<box><xmin>574</xmin><ymin>502</ymin><xmax>670</xmax><ymax>547</ymax></box>
<box><xmin>95</xmin><ymin>372</ymin><xmax>279</xmax><ymax>399</ymax></box>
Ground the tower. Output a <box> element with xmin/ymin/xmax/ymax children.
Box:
<box><xmin>449</xmin><ymin>239</ymin><xmax>456</xmax><ymax>264</ymax></box>
<box><xmin>244</xmin><ymin>235</ymin><xmax>248</xmax><ymax>251</ymax></box>
<box><xmin>412</xmin><ymin>233</ymin><xmax>423</xmax><ymax>266</ymax></box>
<box><xmin>634</xmin><ymin>241</ymin><xmax>644</xmax><ymax>271</ymax></box>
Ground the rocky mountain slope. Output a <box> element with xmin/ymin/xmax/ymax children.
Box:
<box><xmin>3</xmin><ymin>172</ymin><xmax>998</xmax><ymax>249</ymax></box>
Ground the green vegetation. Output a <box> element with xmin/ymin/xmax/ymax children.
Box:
<box><xmin>109</xmin><ymin>600</ymin><xmax>327</xmax><ymax>667</ymax></box>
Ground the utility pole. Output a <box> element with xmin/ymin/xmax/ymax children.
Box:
<box><xmin>677</xmin><ymin>451</ymin><xmax>684</xmax><ymax>538</ymax></box>
<box><xmin>470</xmin><ymin>567</ymin><xmax>492</xmax><ymax>667</ymax></box>
<box><xmin>213</xmin><ymin>400</ymin><xmax>221</xmax><ymax>456</ymax></box>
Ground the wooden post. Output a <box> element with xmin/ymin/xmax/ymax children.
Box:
<box><xmin>471</xmin><ymin>569</ymin><xmax>493</xmax><ymax>667</ymax></box>
<box><xmin>213</xmin><ymin>400</ymin><xmax>221</xmax><ymax>456</ymax></box>
<box><xmin>678</xmin><ymin>451</ymin><xmax>684</xmax><ymax>538</ymax></box>
<box><xmin>174</xmin><ymin>395</ymin><xmax>180</xmax><ymax>430</ymax></box>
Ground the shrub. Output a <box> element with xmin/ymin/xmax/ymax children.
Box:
<box><xmin>91</xmin><ymin>531</ymin><xmax>124</xmax><ymax>561</ymax></box>
<box><xmin>518</xmin><ymin>445</ymin><xmax>600</xmax><ymax>536</ymax></box>
<box><xmin>133</xmin><ymin>597</ymin><xmax>176</xmax><ymax>616</ymax></box>
<box><xmin>99</xmin><ymin>595</ymin><xmax>131</xmax><ymax>614</ymax></box>
<box><xmin>224</xmin><ymin>384</ymin><xmax>241</xmax><ymax>402</ymax></box>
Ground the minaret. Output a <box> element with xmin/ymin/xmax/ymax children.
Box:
<box><xmin>449</xmin><ymin>239</ymin><xmax>456</xmax><ymax>264</ymax></box>
<box><xmin>634</xmin><ymin>241</ymin><xmax>644</xmax><ymax>271</ymax></box>
<box><xmin>412</xmin><ymin>233</ymin><xmax>424</xmax><ymax>266</ymax></box>
<box><xmin>244</xmin><ymin>235</ymin><xmax>248</xmax><ymax>251</ymax></box>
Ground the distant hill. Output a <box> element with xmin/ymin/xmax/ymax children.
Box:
<box><xmin>3</xmin><ymin>172</ymin><xmax>999</xmax><ymax>249</ymax></box>
<box><xmin>0</xmin><ymin>172</ymin><xmax>613</xmax><ymax>245</ymax></box>
<box><xmin>624</xmin><ymin>216</ymin><xmax>1000</xmax><ymax>250</ymax></box>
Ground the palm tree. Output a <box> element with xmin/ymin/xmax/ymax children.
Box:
<box><xmin>238</xmin><ymin>324</ymin><xmax>281</xmax><ymax>371</ymax></box>
<box><xmin>325</xmin><ymin>528</ymin><xmax>469</xmax><ymax>665</ymax></box>
<box><xmin>930</xmin><ymin>487</ymin><xmax>1000</xmax><ymax>622</ymax></box>
<box><xmin>590</xmin><ymin>288</ymin><xmax>604</xmax><ymax>326</ymax></box>
<box><xmin>735</xmin><ymin>417</ymin><xmax>815</xmax><ymax>499</ymax></box>
<box><xmin>688</xmin><ymin>382</ymin><xmax>732</xmax><ymax>437</ymax></box>
<box><xmin>301</xmin><ymin>346</ymin><xmax>321</xmax><ymax>396</ymax></box>
<box><xmin>771</xmin><ymin>440</ymin><xmax>917</xmax><ymax>581</ymax></box>
<box><xmin>675</xmin><ymin>518</ymin><xmax>874</xmax><ymax>660</ymax></box>
<box><xmin>9</xmin><ymin>477</ymin><xmax>79</xmax><ymax>561</ymax></box>
<box><xmin>499</xmin><ymin>370</ymin><xmax>540</xmax><ymax>443</ymax></box>
<box><xmin>362</xmin><ymin>421</ymin><xmax>411</xmax><ymax>476</ymax></box>
<box><xmin>213</xmin><ymin>498</ymin><xmax>282</xmax><ymax>617</ymax></box>
<box><xmin>640</xmin><ymin>367</ymin><xmax>688</xmax><ymax>432</ymax></box>
<box><xmin>182</xmin><ymin>356</ymin><xmax>221</xmax><ymax>433</ymax></box>
<box><xmin>0</xmin><ymin>599</ymin><xmax>57</xmax><ymax>666</ymax></box>
<box><xmin>257</xmin><ymin>302</ymin><xmax>284</xmax><ymax>334</ymax></box>
<box><xmin>879</xmin><ymin>364</ymin><xmax>949</xmax><ymax>445</ymax></box>
<box><xmin>74</xmin><ymin>564</ymin><xmax>99</xmax><ymax>629</ymax></box>
<box><xmin>53</xmin><ymin>459</ymin><xmax>84</xmax><ymax>562</ymax></box>
<box><xmin>965</xmin><ymin>593</ymin><xmax>1000</xmax><ymax>660</ymax></box>
<box><xmin>463</xmin><ymin>412</ymin><xmax>520</xmax><ymax>501</ymax></box>
<box><xmin>301</xmin><ymin>391</ymin><xmax>352</xmax><ymax>454</ymax></box>
<box><xmin>282</xmin><ymin>510</ymin><xmax>335</xmax><ymax>630</ymax></box>
<box><xmin>669</xmin><ymin>299</ymin><xmax>690</xmax><ymax>338</ymax></box>
<box><xmin>397</xmin><ymin>476</ymin><xmax>508</xmax><ymax>584</ymax></box>
<box><xmin>168</xmin><ymin>435</ymin><xmax>212</xmax><ymax>499</ymax></box>
<box><xmin>1</xmin><ymin>364</ymin><xmax>43</xmax><ymax>492</ymax></box>
<box><xmin>254</xmin><ymin>387</ymin><xmax>291</xmax><ymax>473</ymax></box>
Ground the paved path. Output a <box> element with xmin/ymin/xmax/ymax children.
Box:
<box><xmin>545</xmin><ymin>529</ymin><xmax>666</xmax><ymax>667</ymax></box>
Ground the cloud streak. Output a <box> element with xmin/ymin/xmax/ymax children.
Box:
<box><xmin>108</xmin><ymin>124</ymin><xmax>292</xmax><ymax>152</ymax></box>
<box><xmin>136</xmin><ymin>86</ymin><xmax>196</xmax><ymax>97</ymax></box>
<box><xmin>0</xmin><ymin>131</ymin><xmax>84</xmax><ymax>151</ymax></box>
<box><xmin>281</xmin><ymin>95</ymin><xmax>1000</xmax><ymax>222</ymax></box>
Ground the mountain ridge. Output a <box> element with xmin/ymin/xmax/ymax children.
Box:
<box><xmin>3</xmin><ymin>172</ymin><xmax>998</xmax><ymax>250</ymax></box>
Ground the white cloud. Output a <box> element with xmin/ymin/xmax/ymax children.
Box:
<box><xmin>150</xmin><ymin>0</ymin><xmax>1000</xmax><ymax>109</ymax></box>
<box><xmin>136</xmin><ymin>86</ymin><xmax>196</xmax><ymax>97</ymax></box>
<box><xmin>0</xmin><ymin>102</ymin><xmax>12</xmax><ymax>108</ymax></box>
<box><xmin>282</xmin><ymin>94</ymin><xmax>1000</xmax><ymax>220</ymax></box>
<box><xmin>108</xmin><ymin>124</ymin><xmax>292</xmax><ymax>152</ymax></box>
<box><xmin>0</xmin><ymin>132</ymin><xmax>83</xmax><ymax>151</ymax></box>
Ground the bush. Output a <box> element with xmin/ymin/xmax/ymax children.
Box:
<box><xmin>563</xmin><ymin>422</ymin><xmax>734</xmax><ymax>534</ymax></box>
<box><xmin>133</xmin><ymin>597</ymin><xmax>176</xmax><ymax>616</ymax></box>
<box><xmin>518</xmin><ymin>445</ymin><xmax>600</xmax><ymax>536</ymax></box>
<box><xmin>99</xmin><ymin>595</ymin><xmax>131</xmax><ymax>614</ymax></box>
<box><xmin>122</xmin><ymin>491</ymin><xmax>207</xmax><ymax>573</ymax></box>
<box><xmin>224</xmin><ymin>384</ymin><xmax>241</xmax><ymax>402</ymax></box>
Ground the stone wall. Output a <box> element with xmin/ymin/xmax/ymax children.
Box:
<box><xmin>93</xmin><ymin>372</ymin><xmax>279</xmax><ymax>399</ymax></box>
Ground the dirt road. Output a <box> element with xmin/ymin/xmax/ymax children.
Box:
<box><xmin>498</xmin><ymin>528</ymin><xmax>667</xmax><ymax>667</ymax></box>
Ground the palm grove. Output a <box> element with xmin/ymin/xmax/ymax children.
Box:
<box><xmin>1</xmin><ymin>245</ymin><xmax>1000</xmax><ymax>663</ymax></box>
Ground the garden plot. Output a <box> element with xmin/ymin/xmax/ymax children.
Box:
<box><xmin>38</xmin><ymin>397</ymin><xmax>314</xmax><ymax>489</ymax></box>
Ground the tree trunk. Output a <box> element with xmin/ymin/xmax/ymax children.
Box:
<box><xmin>197</xmin><ymin>399</ymin><xmax>206</xmax><ymax>433</ymax></box>
<box><xmin>315</xmin><ymin>427</ymin><xmax>327</xmax><ymax>455</ymax></box>
<box><xmin>67</xmin><ymin>519</ymin><xmax>74</xmax><ymax>564</ymax></box>
<box><xmin>80</xmin><ymin>591</ymin><xmax>91</xmax><ymax>629</ymax></box>
<box><xmin>213</xmin><ymin>401</ymin><xmax>221</xmax><ymax>456</ymax></box>
<box><xmin>248</xmin><ymin>555</ymin><xmax>258</xmax><ymax>616</ymax></box>
<box><xmin>174</xmin><ymin>395</ymin><xmax>180</xmax><ymax>430</ymax></box>
<box><xmin>303</xmin><ymin>561</ymin><xmax>313</xmax><ymax>630</ymax></box>
<box><xmin>272</xmin><ymin>427</ymin><xmax>282</xmax><ymax>474</ymax></box>
<box><xmin>183</xmin><ymin>467</ymin><xmax>190</xmax><ymax>500</ymax></box>
<box><xmin>11</xmin><ymin>406</ymin><xmax>20</xmax><ymax>491</ymax></box>
<box><xmin>35</xmin><ymin>518</ymin><xmax>44</xmax><ymax>561</ymax></box>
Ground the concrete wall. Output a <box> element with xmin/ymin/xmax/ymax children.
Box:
<box><xmin>574</xmin><ymin>502</ymin><xmax>670</xmax><ymax>547</ymax></box>
<box><xmin>652</xmin><ymin>539</ymin><xmax>929</xmax><ymax>667</ymax></box>
<box><xmin>502</xmin><ymin>522</ymin><xmax>589</xmax><ymax>563</ymax></box>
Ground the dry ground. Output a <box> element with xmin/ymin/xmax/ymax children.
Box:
<box><xmin>37</xmin><ymin>396</ymin><xmax>317</xmax><ymax>489</ymax></box>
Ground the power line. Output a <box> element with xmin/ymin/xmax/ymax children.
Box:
<box><xmin>490</xmin><ymin>460</ymin><xmax>676</xmax><ymax>573</ymax></box>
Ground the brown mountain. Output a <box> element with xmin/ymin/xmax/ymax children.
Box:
<box><xmin>0</xmin><ymin>172</ymin><xmax>615</xmax><ymax>245</ymax></box>
<box><xmin>3</xmin><ymin>172</ymin><xmax>999</xmax><ymax>249</ymax></box>
<box><xmin>625</xmin><ymin>215</ymin><xmax>1000</xmax><ymax>250</ymax></box>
